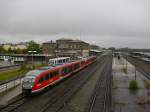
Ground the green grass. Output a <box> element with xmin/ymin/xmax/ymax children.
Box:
<box><xmin>0</xmin><ymin>63</ymin><xmax>48</xmax><ymax>81</ymax></box>
<box><xmin>0</xmin><ymin>64</ymin><xmax>29</xmax><ymax>81</ymax></box>
<box><xmin>129</xmin><ymin>80</ymin><xmax>139</xmax><ymax>91</ymax></box>
<box><xmin>34</xmin><ymin>63</ymin><xmax>46</xmax><ymax>69</ymax></box>
<box><xmin>0</xmin><ymin>69</ymin><xmax>28</xmax><ymax>81</ymax></box>
<box><xmin>29</xmin><ymin>63</ymin><xmax>47</xmax><ymax>70</ymax></box>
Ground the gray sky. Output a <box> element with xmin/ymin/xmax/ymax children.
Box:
<box><xmin>0</xmin><ymin>0</ymin><xmax>150</xmax><ymax>48</ymax></box>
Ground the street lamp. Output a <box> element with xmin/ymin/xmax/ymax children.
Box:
<box><xmin>28</xmin><ymin>50</ymin><xmax>37</xmax><ymax>69</ymax></box>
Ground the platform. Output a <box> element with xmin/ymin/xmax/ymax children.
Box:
<box><xmin>113</xmin><ymin>57</ymin><xmax>150</xmax><ymax>112</ymax></box>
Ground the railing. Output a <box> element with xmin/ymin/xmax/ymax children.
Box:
<box><xmin>0</xmin><ymin>76</ymin><xmax>24</xmax><ymax>93</ymax></box>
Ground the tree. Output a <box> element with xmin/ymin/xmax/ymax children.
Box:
<box><xmin>15</xmin><ymin>48</ymin><xmax>22</xmax><ymax>54</ymax></box>
<box><xmin>7</xmin><ymin>47</ymin><xmax>13</xmax><ymax>54</ymax></box>
<box><xmin>0</xmin><ymin>47</ymin><xmax>6</xmax><ymax>53</ymax></box>
<box><xmin>22</xmin><ymin>49</ymin><xmax>28</xmax><ymax>54</ymax></box>
<box><xmin>27</xmin><ymin>40</ymin><xmax>42</xmax><ymax>53</ymax></box>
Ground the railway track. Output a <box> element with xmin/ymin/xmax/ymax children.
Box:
<box><xmin>87</xmin><ymin>55</ymin><xmax>112</xmax><ymax>112</ymax></box>
<box><xmin>0</xmin><ymin>55</ymin><xmax>110</xmax><ymax>112</ymax></box>
<box><xmin>0</xmin><ymin>65</ymin><xmax>20</xmax><ymax>72</ymax></box>
<box><xmin>39</xmin><ymin>55</ymin><xmax>109</xmax><ymax>112</ymax></box>
<box><xmin>126</xmin><ymin>56</ymin><xmax>150</xmax><ymax>80</ymax></box>
<box><xmin>0</xmin><ymin>94</ymin><xmax>28</xmax><ymax>112</ymax></box>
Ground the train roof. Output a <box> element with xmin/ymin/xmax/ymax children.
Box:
<box><xmin>25</xmin><ymin>66</ymin><xmax>54</xmax><ymax>77</ymax></box>
<box><xmin>24</xmin><ymin>57</ymin><xmax>94</xmax><ymax>78</ymax></box>
<box><xmin>26</xmin><ymin>70</ymin><xmax>44</xmax><ymax>77</ymax></box>
<box><xmin>26</xmin><ymin>57</ymin><xmax>94</xmax><ymax>76</ymax></box>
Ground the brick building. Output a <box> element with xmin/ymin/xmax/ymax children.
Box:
<box><xmin>42</xmin><ymin>38</ymin><xmax>90</xmax><ymax>57</ymax></box>
<box><xmin>42</xmin><ymin>40</ymin><xmax>56</xmax><ymax>55</ymax></box>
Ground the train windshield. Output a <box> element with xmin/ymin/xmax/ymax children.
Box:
<box><xmin>26</xmin><ymin>70</ymin><xmax>42</xmax><ymax>77</ymax></box>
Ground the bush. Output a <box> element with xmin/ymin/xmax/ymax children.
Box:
<box><xmin>144</xmin><ymin>80</ymin><xmax>150</xmax><ymax>89</ymax></box>
<box><xmin>129</xmin><ymin>80</ymin><xmax>139</xmax><ymax>91</ymax></box>
<box><xmin>32</xmin><ymin>65</ymin><xmax>35</xmax><ymax>70</ymax></box>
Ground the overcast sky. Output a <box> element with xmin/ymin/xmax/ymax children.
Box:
<box><xmin>0</xmin><ymin>0</ymin><xmax>150</xmax><ymax>48</ymax></box>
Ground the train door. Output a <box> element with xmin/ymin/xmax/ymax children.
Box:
<box><xmin>51</xmin><ymin>70</ymin><xmax>59</xmax><ymax>82</ymax></box>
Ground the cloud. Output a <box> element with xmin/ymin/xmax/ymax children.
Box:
<box><xmin>0</xmin><ymin>0</ymin><xmax>150</xmax><ymax>48</ymax></box>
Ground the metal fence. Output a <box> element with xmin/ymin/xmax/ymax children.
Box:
<box><xmin>0</xmin><ymin>76</ymin><xmax>23</xmax><ymax>93</ymax></box>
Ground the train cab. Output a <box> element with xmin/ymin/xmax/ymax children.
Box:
<box><xmin>22</xmin><ymin>70</ymin><xmax>45</xmax><ymax>94</ymax></box>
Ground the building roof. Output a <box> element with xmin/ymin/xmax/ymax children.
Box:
<box><xmin>57</xmin><ymin>38</ymin><xmax>72</xmax><ymax>41</ymax></box>
<box><xmin>43</xmin><ymin>40</ymin><xmax>56</xmax><ymax>44</ymax></box>
<box><xmin>70</xmin><ymin>40</ymin><xmax>83</xmax><ymax>42</ymax></box>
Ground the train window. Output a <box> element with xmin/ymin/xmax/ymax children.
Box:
<box><xmin>81</xmin><ymin>61</ymin><xmax>85</xmax><ymax>65</ymax></box>
<box><xmin>45</xmin><ymin>73</ymin><xmax>49</xmax><ymax>80</ymax></box>
<box><xmin>74</xmin><ymin>63</ymin><xmax>80</xmax><ymax>69</ymax></box>
<box><xmin>38</xmin><ymin>77</ymin><xmax>44</xmax><ymax>83</ymax></box>
<box><xmin>62</xmin><ymin>67</ymin><xmax>68</xmax><ymax>74</ymax></box>
<box><xmin>51</xmin><ymin>72</ymin><xmax>54</xmax><ymax>77</ymax></box>
<box><xmin>49</xmin><ymin>73</ymin><xmax>52</xmax><ymax>78</ymax></box>
<box><xmin>51</xmin><ymin>70</ymin><xmax>59</xmax><ymax>77</ymax></box>
<box><xmin>54</xmin><ymin>71</ymin><xmax>59</xmax><ymax>76</ymax></box>
<box><xmin>68</xmin><ymin>66</ymin><xmax>72</xmax><ymax>73</ymax></box>
<box><xmin>62</xmin><ymin>68</ymin><xmax>65</xmax><ymax>74</ymax></box>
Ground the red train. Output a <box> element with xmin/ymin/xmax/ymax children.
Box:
<box><xmin>22</xmin><ymin>56</ymin><xmax>96</xmax><ymax>94</ymax></box>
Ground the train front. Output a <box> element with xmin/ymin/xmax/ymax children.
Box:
<box><xmin>22</xmin><ymin>70</ymin><xmax>39</xmax><ymax>95</ymax></box>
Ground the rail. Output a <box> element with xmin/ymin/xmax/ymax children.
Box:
<box><xmin>0</xmin><ymin>55</ymin><xmax>109</xmax><ymax>112</ymax></box>
<box><xmin>0</xmin><ymin>64</ymin><xmax>20</xmax><ymax>72</ymax></box>
<box><xmin>88</xmin><ymin>55</ymin><xmax>112</xmax><ymax>112</ymax></box>
<box><xmin>0</xmin><ymin>55</ymin><xmax>105</xmax><ymax>112</ymax></box>
<box><xmin>0</xmin><ymin>64</ymin><xmax>20</xmax><ymax>69</ymax></box>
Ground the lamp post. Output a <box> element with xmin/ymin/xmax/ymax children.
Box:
<box><xmin>28</xmin><ymin>50</ymin><xmax>37</xmax><ymax>69</ymax></box>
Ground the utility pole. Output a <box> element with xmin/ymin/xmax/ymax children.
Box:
<box><xmin>28</xmin><ymin>50</ymin><xmax>37</xmax><ymax>69</ymax></box>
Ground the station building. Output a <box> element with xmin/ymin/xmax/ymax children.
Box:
<box><xmin>42</xmin><ymin>38</ymin><xmax>90</xmax><ymax>57</ymax></box>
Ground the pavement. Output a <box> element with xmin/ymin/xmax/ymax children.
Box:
<box><xmin>113</xmin><ymin>57</ymin><xmax>150</xmax><ymax>112</ymax></box>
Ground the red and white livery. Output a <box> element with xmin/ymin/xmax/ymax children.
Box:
<box><xmin>22</xmin><ymin>56</ymin><xmax>96</xmax><ymax>94</ymax></box>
